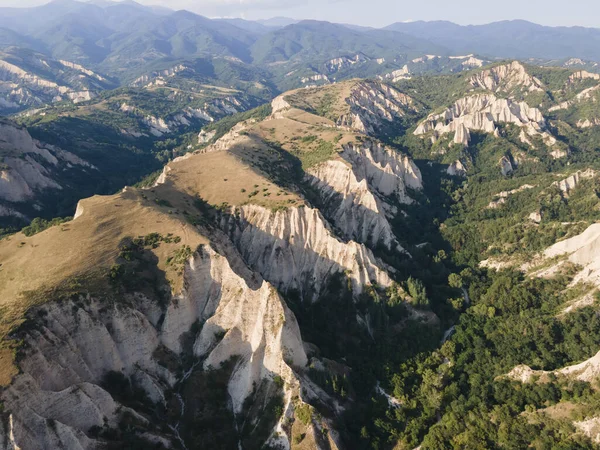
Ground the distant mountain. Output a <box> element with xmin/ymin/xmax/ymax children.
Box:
<box><xmin>4</xmin><ymin>1</ymin><xmax>600</xmax><ymax>114</ymax></box>
<box><xmin>98</xmin><ymin>10</ymin><xmax>259</xmax><ymax>74</ymax></box>
<box><xmin>255</xmin><ymin>16</ymin><xmax>299</xmax><ymax>28</ymax></box>
<box><xmin>0</xmin><ymin>2</ymin><xmax>462</xmax><ymax>88</ymax></box>
<box><xmin>216</xmin><ymin>18</ymin><xmax>273</xmax><ymax>35</ymax></box>
<box><xmin>250</xmin><ymin>20</ymin><xmax>447</xmax><ymax>65</ymax></box>
<box><xmin>386</xmin><ymin>20</ymin><xmax>600</xmax><ymax>61</ymax></box>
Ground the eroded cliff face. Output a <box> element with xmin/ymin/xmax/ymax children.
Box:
<box><xmin>1</xmin><ymin>238</ymin><xmax>312</xmax><ymax>450</ymax></box>
<box><xmin>0</xmin><ymin>119</ymin><xmax>93</xmax><ymax>207</ymax></box>
<box><xmin>553</xmin><ymin>169</ymin><xmax>597</xmax><ymax>197</ymax></box>
<box><xmin>336</xmin><ymin>81</ymin><xmax>416</xmax><ymax>135</ymax></box>
<box><xmin>0</xmin><ymin>55</ymin><xmax>110</xmax><ymax>112</ymax></box>
<box><xmin>542</xmin><ymin>222</ymin><xmax>600</xmax><ymax>287</ymax></box>
<box><xmin>414</xmin><ymin>93</ymin><xmax>557</xmax><ymax>149</ymax></box>
<box><xmin>304</xmin><ymin>140</ymin><xmax>422</xmax><ymax>251</ymax></box>
<box><xmin>221</xmin><ymin>205</ymin><xmax>392</xmax><ymax>301</ymax></box>
<box><xmin>340</xmin><ymin>141</ymin><xmax>422</xmax><ymax>200</ymax></box>
<box><xmin>307</xmin><ymin>160</ymin><xmax>398</xmax><ymax>250</ymax></box>
<box><xmin>120</xmin><ymin>95</ymin><xmax>250</xmax><ymax>137</ymax></box>
<box><xmin>549</xmin><ymin>84</ymin><xmax>600</xmax><ymax>113</ymax></box>
<box><xmin>304</xmin><ymin>140</ymin><xmax>423</xmax><ymax>252</ymax></box>
<box><xmin>468</xmin><ymin>61</ymin><xmax>544</xmax><ymax>93</ymax></box>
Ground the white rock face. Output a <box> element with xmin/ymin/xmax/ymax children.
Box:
<box><xmin>577</xmin><ymin>118</ymin><xmax>600</xmax><ymax>128</ymax></box>
<box><xmin>307</xmin><ymin>159</ymin><xmax>399</xmax><ymax>251</ymax></box>
<box><xmin>553</xmin><ymin>169</ymin><xmax>596</xmax><ymax>196</ymax></box>
<box><xmin>143</xmin><ymin>115</ymin><xmax>171</xmax><ymax>136</ymax></box>
<box><xmin>325</xmin><ymin>54</ymin><xmax>370</xmax><ymax>73</ymax></box>
<box><xmin>0</xmin><ymin>120</ymin><xmax>92</xmax><ymax>205</ymax></box>
<box><xmin>198</xmin><ymin>129</ymin><xmax>216</xmax><ymax>144</ymax></box>
<box><xmin>380</xmin><ymin>65</ymin><xmax>410</xmax><ymax>82</ymax></box>
<box><xmin>568</xmin><ymin>70</ymin><xmax>600</xmax><ymax>83</ymax></box>
<box><xmin>564</xmin><ymin>58</ymin><xmax>588</xmax><ymax>67</ymax></box>
<box><xmin>508</xmin><ymin>350</ymin><xmax>600</xmax><ymax>384</ymax></box>
<box><xmin>308</xmin><ymin>142</ymin><xmax>423</xmax><ymax>251</ymax></box>
<box><xmin>168</xmin><ymin>244</ymin><xmax>308</xmax><ymax>413</ymax></box>
<box><xmin>59</xmin><ymin>60</ymin><xmax>107</xmax><ymax>82</ymax></box>
<box><xmin>529</xmin><ymin>211</ymin><xmax>542</xmax><ymax>223</ymax></box>
<box><xmin>461</xmin><ymin>56</ymin><xmax>485</xmax><ymax>68</ymax></box>
<box><xmin>301</xmin><ymin>74</ymin><xmax>330</xmax><ymax>84</ymax></box>
<box><xmin>0</xmin><ymin>57</ymin><xmax>105</xmax><ymax>110</ymax></box>
<box><xmin>575</xmin><ymin>417</ymin><xmax>600</xmax><ymax>443</ymax></box>
<box><xmin>486</xmin><ymin>184</ymin><xmax>535</xmax><ymax>209</ymax></box>
<box><xmin>414</xmin><ymin>93</ymin><xmax>553</xmax><ymax>147</ymax></box>
<box><xmin>412</xmin><ymin>55</ymin><xmax>439</xmax><ymax>63</ymax></box>
<box><xmin>340</xmin><ymin>141</ymin><xmax>422</xmax><ymax>202</ymax></box>
<box><xmin>543</xmin><ymin>222</ymin><xmax>600</xmax><ymax>287</ymax></box>
<box><xmin>548</xmin><ymin>85</ymin><xmax>600</xmax><ymax>112</ymax></box>
<box><xmin>66</xmin><ymin>90</ymin><xmax>94</xmax><ymax>103</ymax></box>
<box><xmin>336</xmin><ymin>81</ymin><xmax>416</xmax><ymax>135</ymax></box>
<box><xmin>500</xmin><ymin>156</ymin><xmax>514</xmax><ymax>176</ymax></box>
<box><xmin>119</xmin><ymin>95</ymin><xmax>249</xmax><ymax>136</ymax></box>
<box><xmin>3</xmin><ymin>241</ymin><xmax>308</xmax><ymax>449</ymax></box>
<box><xmin>221</xmin><ymin>205</ymin><xmax>392</xmax><ymax>300</ymax></box>
<box><xmin>131</xmin><ymin>63</ymin><xmax>187</xmax><ymax>87</ymax></box>
<box><xmin>468</xmin><ymin>61</ymin><xmax>544</xmax><ymax>93</ymax></box>
<box><xmin>0</xmin><ymin>60</ymin><xmax>64</xmax><ymax>91</ymax></box>
<box><xmin>271</xmin><ymin>94</ymin><xmax>291</xmax><ymax>117</ymax></box>
<box><xmin>447</xmin><ymin>160</ymin><xmax>467</xmax><ymax>177</ymax></box>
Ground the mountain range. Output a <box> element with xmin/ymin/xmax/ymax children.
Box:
<box><xmin>2</xmin><ymin>1</ymin><xmax>600</xmax><ymax>77</ymax></box>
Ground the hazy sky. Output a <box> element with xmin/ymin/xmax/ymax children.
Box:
<box><xmin>0</xmin><ymin>0</ymin><xmax>599</xmax><ymax>28</ymax></box>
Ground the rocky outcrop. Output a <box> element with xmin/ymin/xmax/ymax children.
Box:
<box><xmin>500</xmin><ymin>156</ymin><xmax>515</xmax><ymax>176</ymax></box>
<box><xmin>460</xmin><ymin>56</ymin><xmax>485</xmax><ymax>68</ymax></box>
<box><xmin>508</xmin><ymin>350</ymin><xmax>600</xmax><ymax>384</ymax></box>
<box><xmin>447</xmin><ymin>160</ymin><xmax>467</xmax><ymax>177</ymax></box>
<box><xmin>549</xmin><ymin>84</ymin><xmax>600</xmax><ymax>112</ymax></box>
<box><xmin>143</xmin><ymin>115</ymin><xmax>171</xmax><ymax>136</ymax></box>
<box><xmin>542</xmin><ymin>222</ymin><xmax>600</xmax><ymax>287</ymax></box>
<box><xmin>307</xmin><ymin>160</ymin><xmax>398</xmax><ymax>250</ymax></box>
<box><xmin>2</xmin><ymin>238</ymin><xmax>309</xmax><ymax>449</ymax></box>
<box><xmin>529</xmin><ymin>211</ymin><xmax>542</xmax><ymax>223</ymax></box>
<box><xmin>576</xmin><ymin>118</ymin><xmax>600</xmax><ymax>128</ymax></box>
<box><xmin>221</xmin><ymin>205</ymin><xmax>392</xmax><ymax>300</ymax></box>
<box><xmin>412</xmin><ymin>55</ymin><xmax>439</xmax><ymax>63</ymax></box>
<box><xmin>0</xmin><ymin>119</ymin><xmax>93</xmax><ymax>206</ymax></box>
<box><xmin>271</xmin><ymin>94</ymin><xmax>291</xmax><ymax>118</ymax></box>
<box><xmin>131</xmin><ymin>64</ymin><xmax>188</xmax><ymax>87</ymax></box>
<box><xmin>379</xmin><ymin>65</ymin><xmax>410</xmax><ymax>82</ymax></box>
<box><xmin>468</xmin><ymin>61</ymin><xmax>544</xmax><ymax>93</ymax></box>
<box><xmin>59</xmin><ymin>60</ymin><xmax>107</xmax><ymax>82</ymax></box>
<box><xmin>564</xmin><ymin>58</ymin><xmax>589</xmax><ymax>67</ymax></box>
<box><xmin>325</xmin><ymin>54</ymin><xmax>370</xmax><ymax>73</ymax></box>
<box><xmin>171</xmin><ymin>244</ymin><xmax>308</xmax><ymax>413</ymax></box>
<box><xmin>301</xmin><ymin>74</ymin><xmax>330</xmax><ymax>84</ymax></box>
<box><xmin>0</xmin><ymin>54</ymin><xmax>110</xmax><ymax>112</ymax></box>
<box><xmin>198</xmin><ymin>129</ymin><xmax>216</xmax><ymax>144</ymax></box>
<box><xmin>414</xmin><ymin>93</ymin><xmax>555</xmax><ymax>148</ymax></box>
<box><xmin>568</xmin><ymin>70</ymin><xmax>600</xmax><ymax>83</ymax></box>
<box><xmin>486</xmin><ymin>184</ymin><xmax>535</xmax><ymax>209</ymax></box>
<box><xmin>120</xmin><ymin>96</ymin><xmax>250</xmax><ymax>136</ymax></box>
<box><xmin>575</xmin><ymin>417</ymin><xmax>600</xmax><ymax>443</ymax></box>
<box><xmin>553</xmin><ymin>169</ymin><xmax>596</xmax><ymax>196</ymax></box>
<box><xmin>340</xmin><ymin>141</ymin><xmax>422</xmax><ymax>202</ymax></box>
<box><xmin>336</xmin><ymin>81</ymin><xmax>416</xmax><ymax>135</ymax></box>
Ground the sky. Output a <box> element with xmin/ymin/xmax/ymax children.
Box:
<box><xmin>0</xmin><ymin>0</ymin><xmax>599</xmax><ymax>28</ymax></box>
